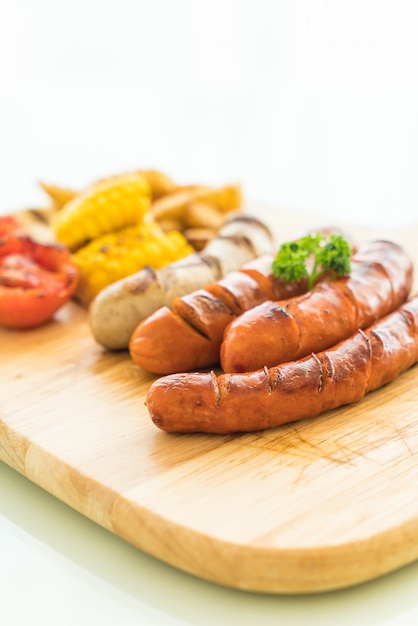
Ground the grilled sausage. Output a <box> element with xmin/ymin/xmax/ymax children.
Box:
<box><xmin>129</xmin><ymin>255</ymin><xmax>309</xmax><ymax>373</ymax></box>
<box><xmin>220</xmin><ymin>239</ymin><xmax>413</xmax><ymax>372</ymax></box>
<box><xmin>89</xmin><ymin>215</ymin><xmax>276</xmax><ymax>350</ymax></box>
<box><xmin>146</xmin><ymin>295</ymin><xmax>418</xmax><ymax>434</ymax></box>
<box><xmin>129</xmin><ymin>227</ymin><xmax>356</xmax><ymax>373</ymax></box>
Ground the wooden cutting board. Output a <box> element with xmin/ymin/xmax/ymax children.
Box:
<box><xmin>1</xmin><ymin>207</ymin><xmax>418</xmax><ymax>594</ymax></box>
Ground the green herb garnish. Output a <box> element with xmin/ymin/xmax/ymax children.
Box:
<box><xmin>272</xmin><ymin>233</ymin><xmax>352</xmax><ymax>290</ymax></box>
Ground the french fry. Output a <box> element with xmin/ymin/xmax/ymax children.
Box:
<box><xmin>39</xmin><ymin>182</ymin><xmax>78</xmax><ymax>211</ymax></box>
<box><xmin>149</xmin><ymin>186</ymin><xmax>213</xmax><ymax>222</ymax></box>
<box><xmin>138</xmin><ymin>169</ymin><xmax>177</xmax><ymax>199</ymax></box>
<box><xmin>183</xmin><ymin>201</ymin><xmax>226</xmax><ymax>230</ymax></box>
<box><xmin>150</xmin><ymin>183</ymin><xmax>242</xmax><ymax>222</ymax></box>
<box><xmin>198</xmin><ymin>183</ymin><xmax>242</xmax><ymax>213</ymax></box>
<box><xmin>183</xmin><ymin>227</ymin><xmax>218</xmax><ymax>250</ymax></box>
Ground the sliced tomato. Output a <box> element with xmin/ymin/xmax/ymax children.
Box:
<box><xmin>0</xmin><ymin>215</ymin><xmax>26</xmax><ymax>239</ymax></box>
<box><xmin>0</xmin><ymin>235</ymin><xmax>80</xmax><ymax>329</ymax></box>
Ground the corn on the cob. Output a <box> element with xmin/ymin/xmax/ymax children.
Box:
<box><xmin>40</xmin><ymin>169</ymin><xmax>176</xmax><ymax>211</ymax></box>
<box><xmin>72</xmin><ymin>222</ymin><xmax>193</xmax><ymax>306</ymax></box>
<box><xmin>149</xmin><ymin>183</ymin><xmax>242</xmax><ymax>222</ymax></box>
<box><xmin>53</xmin><ymin>173</ymin><xmax>151</xmax><ymax>251</ymax></box>
<box><xmin>94</xmin><ymin>169</ymin><xmax>177</xmax><ymax>201</ymax></box>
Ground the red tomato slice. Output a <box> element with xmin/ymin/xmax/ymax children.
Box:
<box><xmin>0</xmin><ymin>215</ymin><xmax>26</xmax><ymax>239</ymax></box>
<box><xmin>0</xmin><ymin>235</ymin><xmax>79</xmax><ymax>329</ymax></box>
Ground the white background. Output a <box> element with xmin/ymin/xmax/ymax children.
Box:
<box><xmin>1</xmin><ymin>1</ymin><xmax>418</xmax><ymax>625</ymax></box>
<box><xmin>1</xmin><ymin>0</ymin><xmax>417</xmax><ymax>227</ymax></box>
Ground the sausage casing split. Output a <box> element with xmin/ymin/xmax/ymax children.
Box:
<box><xmin>220</xmin><ymin>239</ymin><xmax>413</xmax><ymax>373</ymax></box>
<box><xmin>129</xmin><ymin>227</ymin><xmax>356</xmax><ymax>374</ymax></box>
<box><xmin>146</xmin><ymin>295</ymin><xmax>418</xmax><ymax>434</ymax></box>
<box><xmin>129</xmin><ymin>255</ymin><xmax>309</xmax><ymax>373</ymax></box>
<box><xmin>89</xmin><ymin>215</ymin><xmax>276</xmax><ymax>350</ymax></box>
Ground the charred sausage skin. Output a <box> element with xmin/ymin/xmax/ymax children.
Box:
<box><xmin>131</xmin><ymin>238</ymin><xmax>411</xmax><ymax>375</ymax></box>
<box><xmin>129</xmin><ymin>254</ymin><xmax>309</xmax><ymax>373</ymax></box>
<box><xmin>221</xmin><ymin>239</ymin><xmax>413</xmax><ymax>373</ymax></box>
<box><xmin>130</xmin><ymin>227</ymin><xmax>355</xmax><ymax>374</ymax></box>
<box><xmin>90</xmin><ymin>215</ymin><xmax>276</xmax><ymax>351</ymax></box>
<box><xmin>146</xmin><ymin>295</ymin><xmax>418</xmax><ymax>434</ymax></box>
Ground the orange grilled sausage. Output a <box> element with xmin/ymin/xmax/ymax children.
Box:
<box><xmin>129</xmin><ymin>254</ymin><xmax>310</xmax><ymax>373</ymax></box>
<box><xmin>129</xmin><ymin>227</ymin><xmax>356</xmax><ymax>374</ymax></box>
<box><xmin>89</xmin><ymin>214</ymin><xmax>277</xmax><ymax>350</ymax></box>
<box><xmin>220</xmin><ymin>239</ymin><xmax>413</xmax><ymax>373</ymax></box>
<box><xmin>146</xmin><ymin>295</ymin><xmax>418</xmax><ymax>434</ymax></box>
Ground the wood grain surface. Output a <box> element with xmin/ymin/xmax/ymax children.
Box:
<box><xmin>1</xmin><ymin>207</ymin><xmax>418</xmax><ymax>594</ymax></box>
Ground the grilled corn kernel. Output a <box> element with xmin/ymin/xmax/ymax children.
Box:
<box><xmin>72</xmin><ymin>222</ymin><xmax>193</xmax><ymax>306</ymax></box>
<box><xmin>53</xmin><ymin>173</ymin><xmax>151</xmax><ymax>251</ymax></box>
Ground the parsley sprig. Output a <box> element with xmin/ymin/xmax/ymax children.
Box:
<box><xmin>272</xmin><ymin>233</ymin><xmax>352</xmax><ymax>290</ymax></box>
